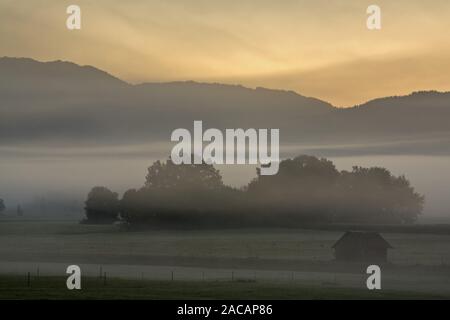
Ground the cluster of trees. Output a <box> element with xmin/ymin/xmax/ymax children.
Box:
<box><xmin>83</xmin><ymin>155</ymin><xmax>424</xmax><ymax>227</ymax></box>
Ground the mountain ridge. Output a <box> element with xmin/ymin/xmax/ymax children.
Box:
<box><xmin>1</xmin><ymin>56</ymin><xmax>449</xmax><ymax>155</ymax></box>
<box><xmin>4</xmin><ymin>56</ymin><xmax>449</xmax><ymax>108</ymax></box>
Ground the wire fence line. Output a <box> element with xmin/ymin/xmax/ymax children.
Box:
<box><xmin>0</xmin><ymin>261</ymin><xmax>365</xmax><ymax>287</ymax></box>
<box><xmin>2</xmin><ymin>261</ymin><xmax>450</xmax><ymax>295</ymax></box>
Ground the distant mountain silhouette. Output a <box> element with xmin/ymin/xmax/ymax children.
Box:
<box><xmin>1</xmin><ymin>57</ymin><xmax>449</xmax><ymax>156</ymax></box>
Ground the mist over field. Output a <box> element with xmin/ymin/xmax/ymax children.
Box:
<box><xmin>1</xmin><ymin>152</ymin><xmax>449</xmax><ymax>222</ymax></box>
<box><xmin>0</xmin><ymin>58</ymin><xmax>449</xmax><ymax>222</ymax></box>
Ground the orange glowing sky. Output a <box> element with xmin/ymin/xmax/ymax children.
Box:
<box><xmin>1</xmin><ymin>0</ymin><xmax>450</xmax><ymax>106</ymax></box>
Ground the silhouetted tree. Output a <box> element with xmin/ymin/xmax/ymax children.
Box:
<box><xmin>247</xmin><ymin>155</ymin><xmax>340</xmax><ymax>223</ymax></box>
<box><xmin>17</xmin><ymin>205</ymin><xmax>23</xmax><ymax>216</ymax></box>
<box><xmin>337</xmin><ymin>166</ymin><xmax>424</xmax><ymax>223</ymax></box>
<box><xmin>144</xmin><ymin>158</ymin><xmax>223</xmax><ymax>191</ymax></box>
<box><xmin>120</xmin><ymin>157</ymin><xmax>241</xmax><ymax>227</ymax></box>
<box><xmin>247</xmin><ymin>156</ymin><xmax>424</xmax><ymax>225</ymax></box>
<box><xmin>0</xmin><ymin>199</ymin><xmax>5</xmax><ymax>215</ymax></box>
<box><xmin>84</xmin><ymin>186</ymin><xmax>119</xmax><ymax>224</ymax></box>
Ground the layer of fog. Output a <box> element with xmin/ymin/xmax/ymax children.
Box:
<box><xmin>0</xmin><ymin>151</ymin><xmax>449</xmax><ymax>223</ymax></box>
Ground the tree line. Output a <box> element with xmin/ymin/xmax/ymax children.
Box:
<box><xmin>83</xmin><ymin>155</ymin><xmax>424</xmax><ymax>227</ymax></box>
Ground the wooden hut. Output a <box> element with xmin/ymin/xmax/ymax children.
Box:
<box><xmin>332</xmin><ymin>231</ymin><xmax>393</xmax><ymax>262</ymax></box>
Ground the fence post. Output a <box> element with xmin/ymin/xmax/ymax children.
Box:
<box><xmin>27</xmin><ymin>272</ymin><xmax>31</xmax><ymax>287</ymax></box>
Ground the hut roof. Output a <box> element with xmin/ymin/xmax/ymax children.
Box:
<box><xmin>332</xmin><ymin>231</ymin><xmax>393</xmax><ymax>249</ymax></box>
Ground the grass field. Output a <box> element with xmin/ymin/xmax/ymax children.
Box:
<box><xmin>1</xmin><ymin>220</ymin><xmax>450</xmax><ymax>299</ymax></box>
<box><xmin>0</xmin><ymin>275</ymin><xmax>446</xmax><ymax>300</ymax></box>
<box><xmin>1</xmin><ymin>220</ymin><xmax>450</xmax><ymax>264</ymax></box>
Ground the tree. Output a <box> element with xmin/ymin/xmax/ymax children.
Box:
<box><xmin>143</xmin><ymin>157</ymin><xmax>226</xmax><ymax>218</ymax></box>
<box><xmin>144</xmin><ymin>157</ymin><xmax>224</xmax><ymax>191</ymax></box>
<box><xmin>84</xmin><ymin>186</ymin><xmax>119</xmax><ymax>224</ymax></box>
<box><xmin>338</xmin><ymin>166</ymin><xmax>424</xmax><ymax>224</ymax></box>
<box><xmin>247</xmin><ymin>155</ymin><xmax>424</xmax><ymax>225</ymax></box>
<box><xmin>0</xmin><ymin>199</ymin><xmax>5</xmax><ymax>215</ymax></box>
<box><xmin>247</xmin><ymin>155</ymin><xmax>340</xmax><ymax>223</ymax></box>
<box><xmin>120</xmin><ymin>157</ymin><xmax>234</xmax><ymax>226</ymax></box>
<box><xmin>17</xmin><ymin>205</ymin><xmax>23</xmax><ymax>216</ymax></box>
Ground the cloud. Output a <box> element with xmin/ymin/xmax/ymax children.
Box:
<box><xmin>225</xmin><ymin>50</ymin><xmax>450</xmax><ymax>106</ymax></box>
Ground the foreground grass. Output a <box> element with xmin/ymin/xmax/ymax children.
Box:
<box><xmin>0</xmin><ymin>275</ymin><xmax>446</xmax><ymax>300</ymax></box>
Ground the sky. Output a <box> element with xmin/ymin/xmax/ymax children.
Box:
<box><xmin>1</xmin><ymin>0</ymin><xmax>450</xmax><ymax>106</ymax></box>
